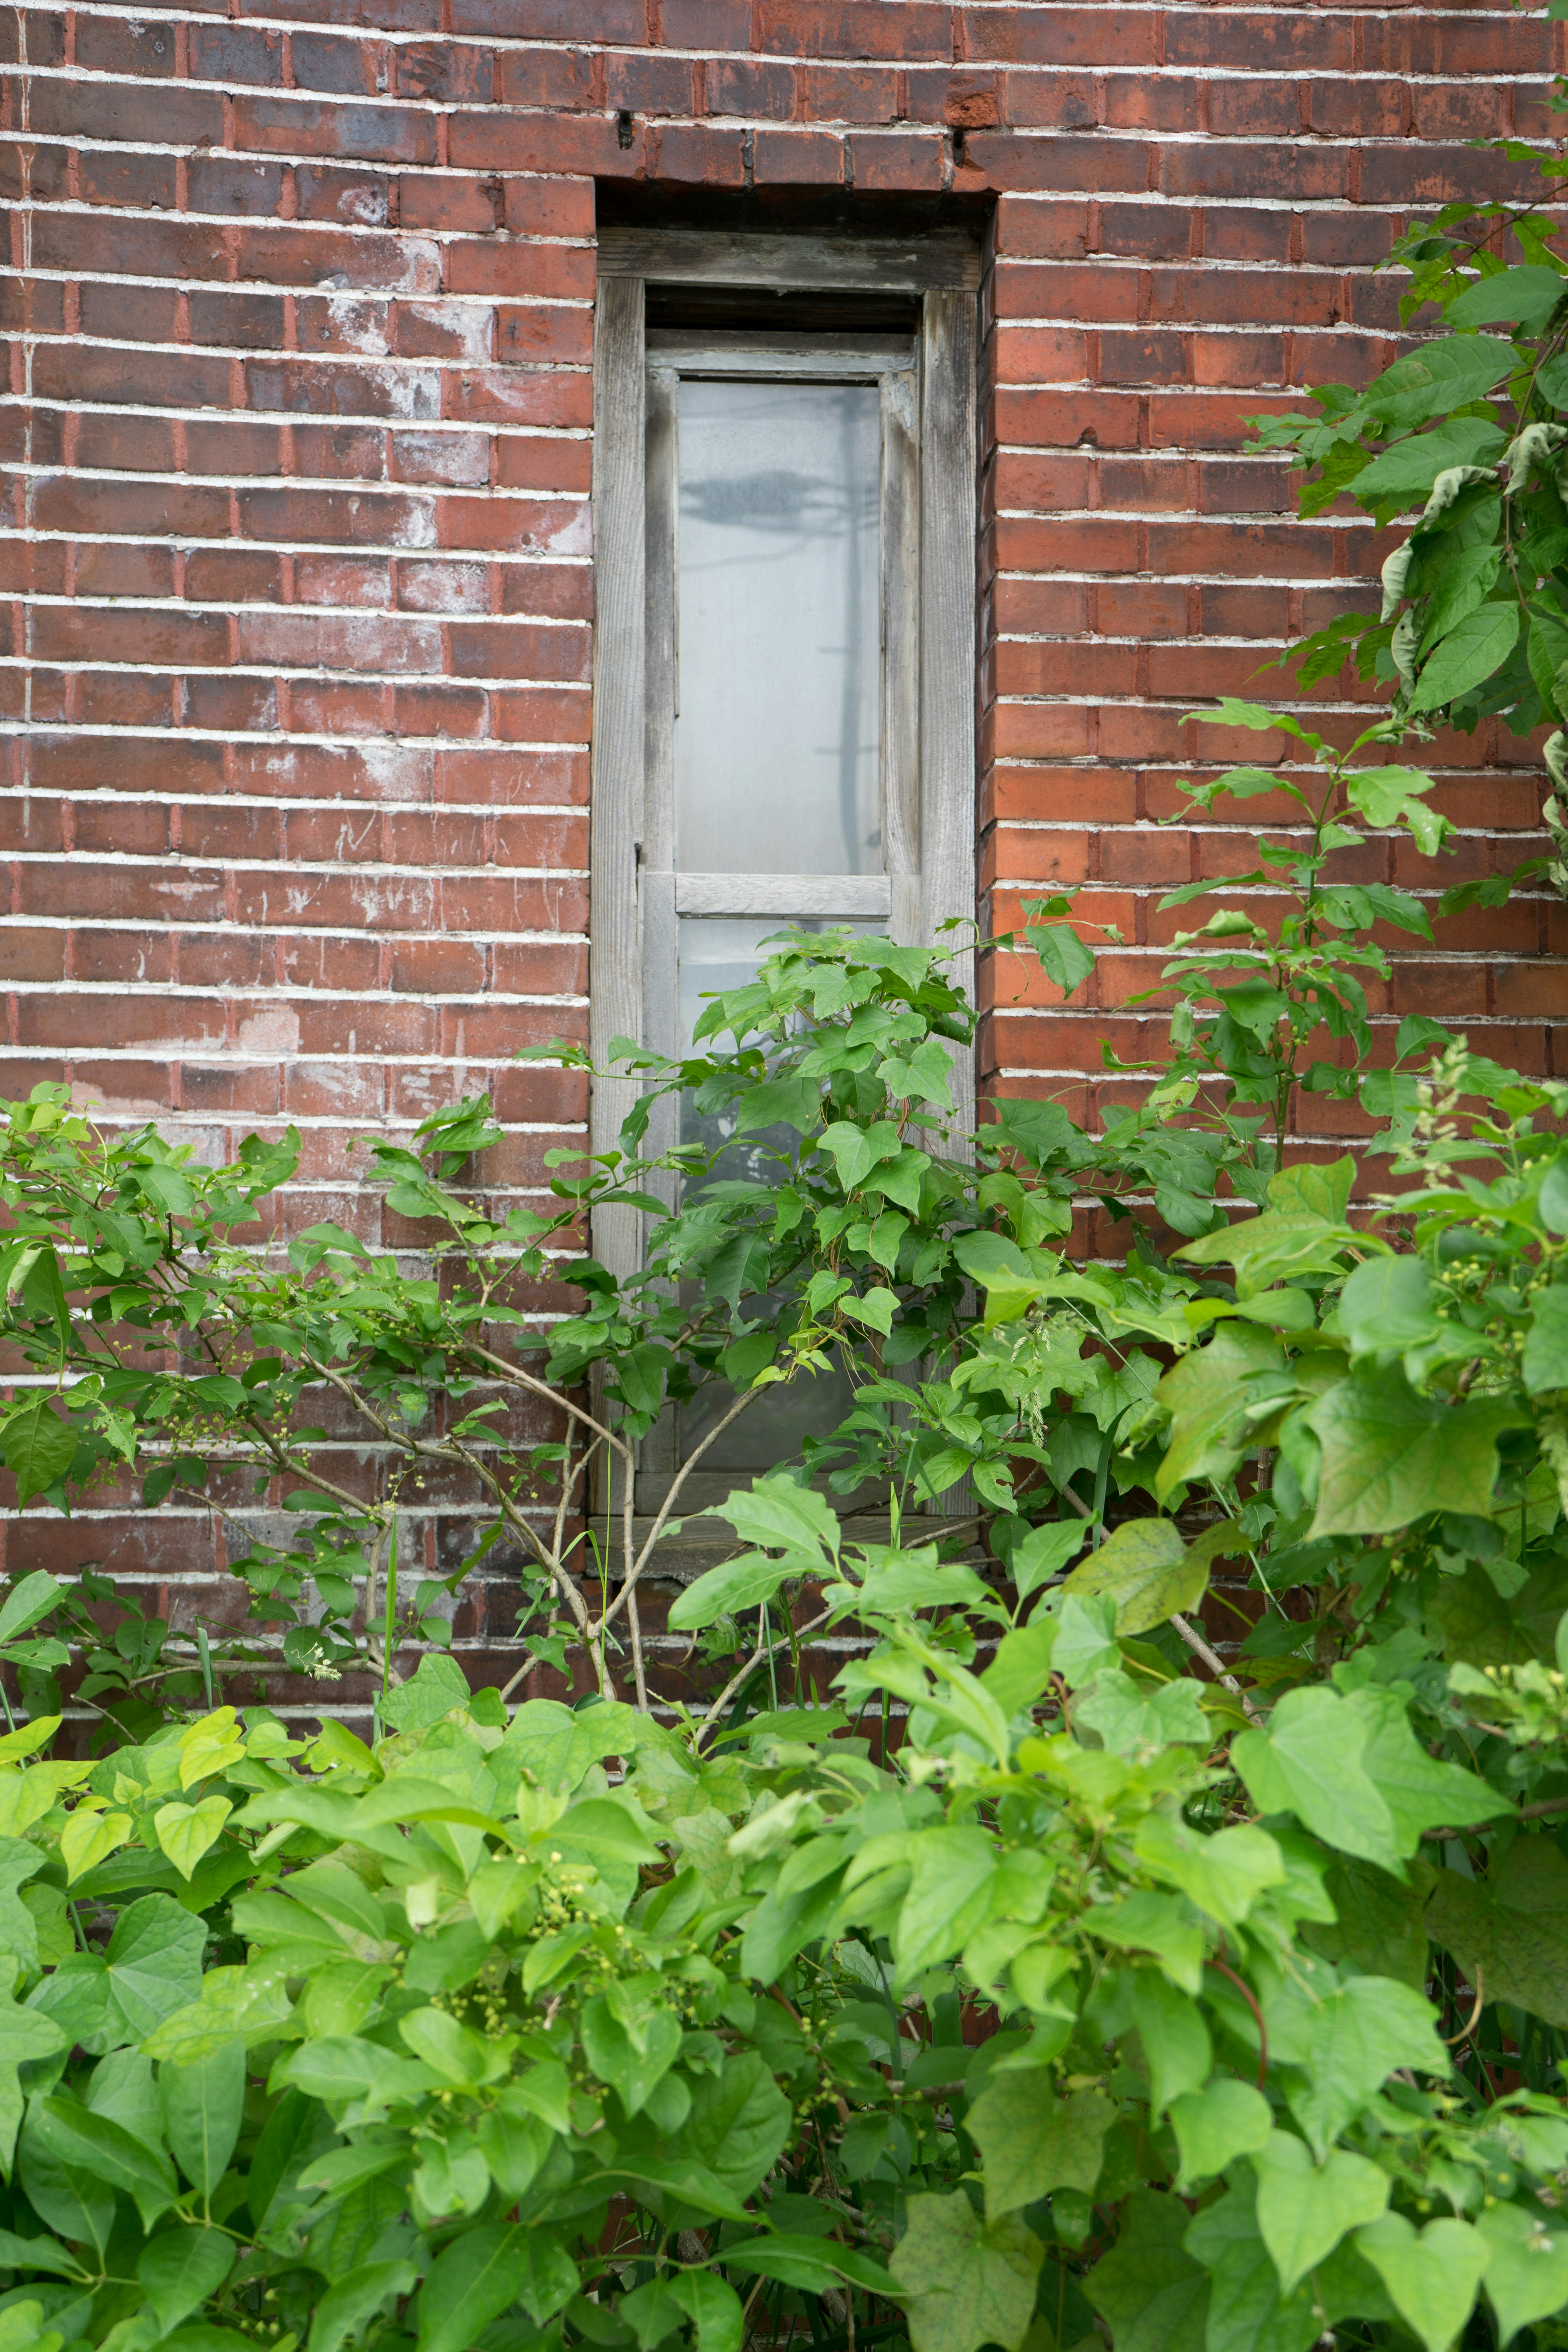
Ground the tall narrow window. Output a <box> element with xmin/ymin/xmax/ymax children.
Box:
<box><xmin>589</xmin><ymin>231</ymin><xmax>979</xmax><ymax>1507</ymax></box>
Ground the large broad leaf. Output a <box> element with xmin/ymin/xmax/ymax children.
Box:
<box><xmin>0</xmin><ymin>2001</ymin><xmax>65</xmax><ymax>2174</ymax></box>
<box><xmin>1169</xmin><ymin>2080</ymin><xmax>1272</xmax><ymax>2187</ymax></box>
<box><xmin>702</xmin><ymin>1476</ymin><xmax>841</xmax><ymax>1564</ymax></box>
<box><xmin>1354</xmin><ymin>2214</ymin><xmax>1488</xmax><ymax>2352</ymax></box>
<box><xmin>17</xmin><ymin>2101</ymin><xmax>114</xmax><ymax>2261</ymax></box>
<box><xmin>668</xmin><ymin>2272</ymin><xmax>744</xmax><ymax>2352</ymax></box>
<box><xmin>380</xmin><ymin>1652</ymin><xmax>470</xmax><ymax>1733</ymax></box>
<box><xmin>1184</xmin><ymin>2181</ymin><xmax>1323</xmax><ymax>2352</ymax></box>
<box><xmin>137</xmin><ymin>2229</ymin><xmax>234</xmax><ymax>2335</ymax></box>
<box><xmin>0</xmin><ymin>1405</ymin><xmax>78</xmax><ymax>1508</ymax></box>
<box><xmin>159</xmin><ymin>2041</ymin><xmax>245</xmax><ymax>2201</ymax></box>
<box><xmin>1132</xmin><ymin>1816</ymin><xmax>1284</xmax><ymax>1931</ymax></box>
<box><xmin>670</xmin><ymin>2052</ymin><xmax>791</xmax><ymax>2195</ymax></box>
<box><xmin>1447</xmin><ymin>265</ymin><xmax>1568</xmax><ymax>331</ymax></box>
<box><xmin>308</xmin><ymin>2260</ymin><xmax>419</xmax><ymax>2352</ymax></box>
<box><xmin>1287</xmin><ymin>1976</ymin><xmax>1448</xmax><ymax>2156</ymax></box>
<box><xmin>1343</xmin><ymin>1685</ymin><xmax>1505</xmax><ymax>1845</ymax></box>
<box><xmin>967</xmin><ymin>2076</ymin><xmax>1112</xmax><ymax>2218</ymax></box>
<box><xmin>1524</xmin><ymin>1286</ymin><xmax>1568</xmax><ymax>1394</ymax></box>
<box><xmin>0</xmin><ymin>1575</ymin><xmax>66</xmax><ymax>1650</ymax></box>
<box><xmin>1364</xmin><ymin>336</ymin><xmax>1517</xmax><ymax>430</ymax></box>
<box><xmin>1477</xmin><ymin>2201</ymin><xmax>1568</xmax><ymax>2344</ymax></box>
<box><xmin>1231</xmin><ymin>1687</ymin><xmax>1401</xmax><ymax>1874</ymax></box>
<box><xmin>1062</xmin><ymin>1518</ymin><xmax>1215</xmax><ymax>1635</ymax></box>
<box><xmin>103</xmin><ymin>1898</ymin><xmax>206</xmax><ymax>2041</ymax></box>
<box><xmin>579</xmin><ymin>1995</ymin><xmax>681</xmax><ymax>2118</ymax></box>
<box><xmin>1305</xmin><ymin>1368</ymin><xmax>1526</xmax><ymax>1537</ymax></box>
<box><xmin>891</xmin><ymin>2192</ymin><xmax>1042</xmax><ymax>2352</ymax></box>
<box><xmin>416</xmin><ymin>2224</ymin><xmax>539</xmax><ymax>2352</ymax></box>
<box><xmin>1084</xmin><ymin>2188</ymin><xmax>1209</xmax><ymax>2352</ymax></box>
<box><xmin>896</xmin><ymin>1827</ymin><xmax>999</xmax><ymax>1977</ymax></box>
<box><xmin>1155</xmin><ymin>1327</ymin><xmax>1283</xmax><ymax>1503</ymax></box>
<box><xmin>1353</xmin><ymin>417</ymin><xmax>1507</xmax><ymax>507</ymax></box>
<box><xmin>1430</xmin><ymin>1557</ymin><xmax>1568</xmax><ymax>1669</ymax></box>
<box><xmin>1412</xmin><ymin>601</ymin><xmax>1521</xmax><ymax>710</ymax></box>
<box><xmin>31</xmin><ymin>2094</ymin><xmax>177</xmax><ymax>2230</ymax></box>
<box><xmin>1128</xmin><ymin>1976</ymin><xmax>1213</xmax><ymax>2126</ymax></box>
<box><xmin>668</xmin><ymin>1550</ymin><xmax>815</xmax><ymax>1634</ymax></box>
<box><xmin>1426</xmin><ymin>1835</ymin><xmax>1568</xmax><ymax>2026</ymax></box>
<box><xmin>1252</xmin><ymin>2132</ymin><xmax>1388</xmax><ymax>2295</ymax></box>
<box><xmin>1307</xmin><ymin>1856</ymin><xmax>1433</xmax><ymax>1991</ymax></box>
<box><xmin>953</xmin><ymin>1232</ymin><xmax>1048</xmax><ymax>1330</ymax></box>
<box><xmin>1334</xmin><ymin>1256</ymin><xmax>1439</xmax><ymax>1356</ymax></box>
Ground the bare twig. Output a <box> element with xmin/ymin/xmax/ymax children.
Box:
<box><xmin>1169</xmin><ymin>1611</ymin><xmax>1263</xmax><ymax>1726</ymax></box>
<box><xmin>693</xmin><ymin>1606</ymin><xmax>833</xmax><ymax>1749</ymax></box>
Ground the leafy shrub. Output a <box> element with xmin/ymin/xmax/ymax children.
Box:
<box><xmin>0</xmin><ymin>161</ymin><xmax>1566</xmax><ymax>2352</ymax></box>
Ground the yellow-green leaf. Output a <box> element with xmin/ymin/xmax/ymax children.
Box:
<box><xmin>155</xmin><ymin>1797</ymin><xmax>232</xmax><ymax>1880</ymax></box>
<box><xmin>60</xmin><ymin>1807</ymin><xmax>132</xmax><ymax>1886</ymax></box>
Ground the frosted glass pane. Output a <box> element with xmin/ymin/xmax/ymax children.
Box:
<box><xmin>675</xmin><ymin>378</ymin><xmax>882</xmax><ymax>876</ymax></box>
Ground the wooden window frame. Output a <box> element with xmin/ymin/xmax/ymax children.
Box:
<box><xmin>588</xmin><ymin>228</ymin><xmax>981</xmax><ymax>1302</ymax></box>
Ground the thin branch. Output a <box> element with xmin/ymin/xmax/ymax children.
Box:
<box><xmin>600</xmin><ymin>1381</ymin><xmax>766</xmax><ymax>1639</ymax></box>
<box><xmin>1169</xmin><ymin>1611</ymin><xmax>1263</xmax><ymax>1726</ymax></box>
<box><xmin>693</xmin><ymin>1606</ymin><xmax>832</xmax><ymax>1750</ymax></box>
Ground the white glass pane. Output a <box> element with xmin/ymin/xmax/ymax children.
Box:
<box><xmin>675</xmin><ymin>379</ymin><xmax>882</xmax><ymax>876</ymax></box>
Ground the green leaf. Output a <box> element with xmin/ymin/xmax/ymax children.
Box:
<box><xmin>1232</xmin><ymin>1688</ymin><xmax>1401</xmax><ymax>1873</ymax></box>
<box><xmin>953</xmin><ymin>1232</ymin><xmax>1047</xmax><ymax>1331</ymax></box>
<box><xmin>104</xmin><ymin>1897</ymin><xmax>207</xmax><ymax>2041</ymax></box>
<box><xmin>668</xmin><ymin>2271</ymin><xmax>744</xmax><ymax>2352</ymax></box>
<box><xmin>1411</xmin><ymin>601</ymin><xmax>1521</xmax><ymax>710</ymax></box>
<box><xmin>307</xmin><ymin>2259</ymin><xmax>419</xmax><ymax>2352</ymax></box>
<box><xmin>1447</xmin><ymin>264</ymin><xmax>1568</xmax><ymax>330</ymax></box>
<box><xmin>1354</xmin><ymin>417</ymin><xmax>1507</xmax><ymax>507</ymax></box>
<box><xmin>1288</xmin><ymin>1975</ymin><xmax>1448</xmax><ymax>2156</ymax></box>
<box><xmin>722</xmin><ymin>2236</ymin><xmax>901</xmax><ymax>2298</ymax></box>
<box><xmin>137</xmin><ymin>2229</ymin><xmax>234</xmax><ymax>2335</ymax></box>
<box><xmin>1084</xmin><ymin>2187</ymin><xmax>1209</xmax><ymax>2352</ymax></box>
<box><xmin>16</xmin><ymin>2105</ymin><xmax>114</xmax><ymax>2260</ymax></box>
<box><xmin>1155</xmin><ymin>1325</ymin><xmax>1284</xmax><ymax>1503</ymax></box>
<box><xmin>1334</xmin><ymin>1256</ymin><xmax>1439</xmax><ymax>1355</ymax></box>
<box><xmin>670</xmin><ymin>2051</ymin><xmax>791</xmax><ymax>2195</ymax></box>
<box><xmin>702</xmin><ymin>1475</ymin><xmax>841</xmax><ymax>1565</ymax></box>
<box><xmin>1064</xmin><ymin>1516</ymin><xmax>1227</xmax><ymax>1635</ymax></box>
<box><xmin>1426</xmin><ymin>1835</ymin><xmax>1568</xmax><ymax>2026</ymax></box>
<box><xmin>733</xmin><ymin>1075</ymin><xmax>822</xmax><ymax>1136</ymax></box>
<box><xmin>895</xmin><ymin>1826</ymin><xmax>1000</xmax><ymax>1977</ymax></box>
<box><xmin>0</xmin><ymin>1575</ymin><xmax>65</xmax><ymax>1650</ymax></box>
<box><xmin>158</xmin><ymin>2041</ymin><xmax>244</xmax><ymax>2198</ymax></box>
<box><xmin>579</xmin><ymin>1996</ymin><xmax>681</xmax><ymax>2118</ymax></box>
<box><xmin>1184</xmin><ymin>2180</ymin><xmax>1322</xmax><ymax>2352</ymax></box>
<box><xmin>415</xmin><ymin>2225</ymin><xmax>553</xmax><ymax>2352</ymax></box>
<box><xmin>667</xmin><ymin>1550</ymin><xmax>809</xmax><ymax>1633</ymax></box>
<box><xmin>380</xmin><ymin>1651</ymin><xmax>470</xmax><ymax>1733</ymax></box>
<box><xmin>1343</xmin><ymin>1684</ymin><xmax>1506</xmax><ymax>1847</ymax></box>
<box><xmin>1305</xmin><ymin>1368</ymin><xmax>1526</xmax><ymax>1537</ymax></box>
<box><xmin>31</xmin><ymin>2093</ymin><xmax>177</xmax><ymax>2230</ymax></box>
<box><xmin>1476</xmin><ymin>2200</ymin><xmax>1568</xmax><ymax>2345</ymax></box>
<box><xmin>1129</xmin><ymin>1973</ymin><xmax>1211</xmax><ymax>2120</ymax></box>
<box><xmin>1364</xmin><ymin>336</ymin><xmax>1516</xmax><ymax>429</ymax></box>
<box><xmin>1169</xmin><ymin>2080</ymin><xmax>1272</xmax><ymax>2187</ymax></box>
<box><xmin>154</xmin><ymin>1798</ymin><xmax>231</xmax><ymax>1882</ymax></box>
<box><xmin>1524</xmin><ymin>1286</ymin><xmax>1568</xmax><ymax>1394</ymax></box>
<box><xmin>1133</xmin><ymin>1816</ymin><xmax>1285</xmax><ymax>1931</ymax></box>
<box><xmin>891</xmin><ymin>2193</ymin><xmax>1043</xmax><ymax>2352</ymax></box>
<box><xmin>1354</xmin><ymin>2214</ymin><xmax>1488</xmax><ymax>2352</ymax></box>
<box><xmin>1009</xmin><ymin>1521</ymin><xmax>1087</xmax><ymax>1601</ymax></box>
<box><xmin>0</xmin><ymin>1405</ymin><xmax>78</xmax><ymax>1508</ymax></box>
<box><xmin>1074</xmin><ymin>1668</ymin><xmax>1210</xmax><ymax>1755</ymax></box>
<box><xmin>1031</xmin><ymin>923</ymin><xmax>1096</xmax><ymax>998</ymax></box>
<box><xmin>1252</xmin><ymin>2131</ymin><xmax>1389</xmax><ymax>2295</ymax></box>
<box><xmin>968</xmin><ymin>2077</ymin><xmax>1112</xmax><ymax>2218</ymax></box>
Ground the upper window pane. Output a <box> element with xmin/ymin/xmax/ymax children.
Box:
<box><xmin>674</xmin><ymin>378</ymin><xmax>882</xmax><ymax>877</ymax></box>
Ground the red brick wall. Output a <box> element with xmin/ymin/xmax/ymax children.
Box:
<box><xmin>0</xmin><ymin>0</ymin><xmax>1554</xmax><ymax>1648</ymax></box>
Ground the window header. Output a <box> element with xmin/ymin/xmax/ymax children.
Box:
<box><xmin>595</xmin><ymin>227</ymin><xmax>981</xmax><ymax>293</ymax></box>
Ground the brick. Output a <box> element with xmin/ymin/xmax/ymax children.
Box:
<box><xmin>754</xmin><ymin>128</ymin><xmax>846</xmax><ymax>182</ymax></box>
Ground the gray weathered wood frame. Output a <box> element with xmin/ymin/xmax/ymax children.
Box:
<box><xmin>588</xmin><ymin>232</ymin><xmax>979</xmax><ymax>1495</ymax></box>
